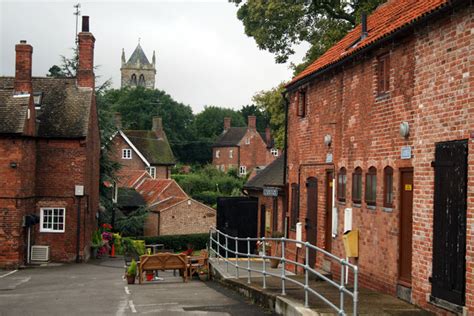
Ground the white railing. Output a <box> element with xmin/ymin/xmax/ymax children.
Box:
<box><xmin>209</xmin><ymin>228</ymin><xmax>358</xmax><ymax>316</ymax></box>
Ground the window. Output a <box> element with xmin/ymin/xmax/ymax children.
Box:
<box><xmin>297</xmin><ymin>89</ymin><xmax>306</xmax><ymax>117</ymax></box>
<box><xmin>131</xmin><ymin>74</ymin><xmax>137</xmax><ymax>86</ymax></box>
<box><xmin>337</xmin><ymin>168</ymin><xmax>347</xmax><ymax>202</ymax></box>
<box><xmin>383</xmin><ymin>166</ymin><xmax>394</xmax><ymax>208</ymax></box>
<box><xmin>352</xmin><ymin>167</ymin><xmax>362</xmax><ymax>204</ymax></box>
<box><xmin>365</xmin><ymin>167</ymin><xmax>377</xmax><ymax>206</ymax></box>
<box><xmin>245</xmin><ymin>137</ymin><xmax>250</xmax><ymax>145</ymax></box>
<box><xmin>138</xmin><ymin>74</ymin><xmax>145</xmax><ymax>87</ymax></box>
<box><xmin>229</xmin><ymin>149</ymin><xmax>233</xmax><ymax>159</ymax></box>
<box><xmin>290</xmin><ymin>183</ymin><xmax>299</xmax><ymax>229</ymax></box>
<box><xmin>40</xmin><ymin>208</ymin><xmax>65</xmax><ymax>233</ymax></box>
<box><xmin>271</xmin><ymin>148</ymin><xmax>278</xmax><ymax>157</ymax></box>
<box><xmin>377</xmin><ymin>53</ymin><xmax>390</xmax><ymax>95</ymax></box>
<box><xmin>122</xmin><ymin>149</ymin><xmax>132</xmax><ymax>159</ymax></box>
<box><xmin>239</xmin><ymin>165</ymin><xmax>246</xmax><ymax>176</ymax></box>
<box><xmin>215</xmin><ymin>150</ymin><xmax>220</xmax><ymax>159</ymax></box>
<box><xmin>147</xmin><ymin>166</ymin><xmax>156</xmax><ymax>179</ymax></box>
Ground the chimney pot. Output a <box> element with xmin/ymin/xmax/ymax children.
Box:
<box><xmin>224</xmin><ymin>117</ymin><xmax>231</xmax><ymax>131</ymax></box>
<box><xmin>20</xmin><ymin>40</ymin><xmax>27</xmax><ymax>44</ymax></box>
<box><xmin>361</xmin><ymin>12</ymin><xmax>368</xmax><ymax>39</ymax></box>
<box><xmin>77</xmin><ymin>16</ymin><xmax>95</xmax><ymax>88</ymax></box>
<box><xmin>248</xmin><ymin>116</ymin><xmax>256</xmax><ymax>130</ymax></box>
<box><xmin>114</xmin><ymin>112</ymin><xmax>122</xmax><ymax>129</ymax></box>
<box><xmin>82</xmin><ymin>16</ymin><xmax>89</xmax><ymax>32</ymax></box>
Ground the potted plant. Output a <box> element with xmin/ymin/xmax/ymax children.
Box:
<box><xmin>126</xmin><ymin>259</ymin><xmax>137</xmax><ymax>284</ymax></box>
<box><xmin>270</xmin><ymin>231</ymin><xmax>285</xmax><ymax>269</ymax></box>
<box><xmin>197</xmin><ymin>266</ymin><xmax>209</xmax><ymax>281</ymax></box>
<box><xmin>256</xmin><ymin>240</ymin><xmax>271</xmax><ymax>257</ymax></box>
<box><xmin>91</xmin><ymin>230</ymin><xmax>102</xmax><ymax>259</ymax></box>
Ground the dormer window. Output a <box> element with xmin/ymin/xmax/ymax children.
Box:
<box><xmin>33</xmin><ymin>92</ymin><xmax>43</xmax><ymax>110</ymax></box>
<box><xmin>122</xmin><ymin>149</ymin><xmax>132</xmax><ymax>159</ymax></box>
<box><xmin>245</xmin><ymin>137</ymin><xmax>250</xmax><ymax>145</ymax></box>
<box><xmin>147</xmin><ymin>166</ymin><xmax>156</xmax><ymax>179</ymax></box>
<box><xmin>271</xmin><ymin>148</ymin><xmax>278</xmax><ymax>157</ymax></box>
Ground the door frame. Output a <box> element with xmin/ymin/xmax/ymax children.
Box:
<box><xmin>325</xmin><ymin>170</ymin><xmax>334</xmax><ymax>253</ymax></box>
<box><xmin>398</xmin><ymin>167</ymin><xmax>413</xmax><ymax>287</ymax></box>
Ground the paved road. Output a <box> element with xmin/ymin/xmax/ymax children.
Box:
<box><xmin>0</xmin><ymin>258</ymin><xmax>275</xmax><ymax>316</ymax></box>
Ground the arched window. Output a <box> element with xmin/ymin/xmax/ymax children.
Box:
<box><xmin>383</xmin><ymin>166</ymin><xmax>394</xmax><ymax>208</ymax></box>
<box><xmin>131</xmin><ymin>74</ymin><xmax>137</xmax><ymax>86</ymax></box>
<box><xmin>352</xmin><ymin>167</ymin><xmax>362</xmax><ymax>204</ymax></box>
<box><xmin>365</xmin><ymin>167</ymin><xmax>377</xmax><ymax>206</ymax></box>
<box><xmin>138</xmin><ymin>74</ymin><xmax>145</xmax><ymax>87</ymax></box>
<box><xmin>337</xmin><ymin>168</ymin><xmax>347</xmax><ymax>202</ymax></box>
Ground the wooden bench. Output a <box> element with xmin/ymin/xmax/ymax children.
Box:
<box><xmin>187</xmin><ymin>250</ymin><xmax>209</xmax><ymax>278</ymax></box>
<box><xmin>138</xmin><ymin>253</ymin><xmax>188</xmax><ymax>284</ymax></box>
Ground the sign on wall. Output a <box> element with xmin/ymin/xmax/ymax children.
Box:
<box><xmin>263</xmin><ymin>187</ymin><xmax>279</xmax><ymax>197</ymax></box>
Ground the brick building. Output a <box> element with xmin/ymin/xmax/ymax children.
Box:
<box><xmin>110</xmin><ymin>114</ymin><xmax>174</xmax><ymax>180</ymax></box>
<box><xmin>212</xmin><ymin>116</ymin><xmax>278</xmax><ymax>176</ymax></box>
<box><xmin>0</xmin><ymin>16</ymin><xmax>100</xmax><ymax>267</ymax></box>
<box><xmin>283</xmin><ymin>0</ymin><xmax>473</xmax><ymax>314</ymax></box>
<box><xmin>121</xmin><ymin>43</ymin><xmax>156</xmax><ymax>89</ymax></box>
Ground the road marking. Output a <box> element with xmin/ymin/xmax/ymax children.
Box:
<box><xmin>0</xmin><ymin>270</ymin><xmax>18</xmax><ymax>279</ymax></box>
<box><xmin>129</xmin><ymin>300</ymin><xmax>137</xmax><ymax>313</ymax></box>
<box><xmin>124</xmin><ymin>286</ymin><xmax>130</xmax><ymax>295</ymax></box>
<box><xmin>116</xmin><ymin>299</ymin><xmax>128</xmax><ymax>316</ymax></box>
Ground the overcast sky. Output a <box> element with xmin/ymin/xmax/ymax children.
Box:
<box><xmin>0</xmin><ymin>0</ymin><xmax>308</xmax><ymax>113</ymax></box>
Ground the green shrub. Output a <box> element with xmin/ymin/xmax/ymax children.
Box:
<box><xmin>192</xmin><ymin>191</ymin><xmax>220</xmax><ymax>206</ymax></box>
<box><xmin>138</xmin><ymin>233</ymin><xmax>209</xmax><ymax>252</ymax></box>
<box><xmin>127</xmin><ymin>259</ymin><xmax>137</xmax><ymax>276</ymax></box>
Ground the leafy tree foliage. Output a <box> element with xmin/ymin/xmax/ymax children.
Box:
<box><xmin>230</xmin><ymin>0</ymin><xmax>384</xmax><ymax>73</ymax></box>
<box><xmin>193</xmin><ymin>106</ymin><xmax>245</xmax><ymax>140</ymax></box>
<box><xmin>252</xmin><ymin>82</ymin><xmax>286</xmax><ymax>148</ymax></box>
<box><xmin>239</xmin><ymin>104</ymin><xmax>270</xmax><ymax>132</ymax></box>
<box><xmin>47</xmin><ymin>48</ymin><xmax>78</xmax><ymax>78</ymax></box>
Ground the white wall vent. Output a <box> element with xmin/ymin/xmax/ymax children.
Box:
<box><xmin>30</xmin><ymin>246</ymin><xmax>50</xmax><ymax>262</ymax></box>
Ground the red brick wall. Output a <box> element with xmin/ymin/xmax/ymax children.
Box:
<box><xmin>212</xmin><ymin>146</ymin><xmax>239</xmax><ymax>172</ymax></box>
<box><xmin>110</xmin><ymin>134</ymin><xmax>146</xmax><ymax>170</ymax></box>
<box><xmin>144</xmin><ymin>212</ymin><xmax>159</xmax><ymax>236</ymax></box>
<box><xmin>286</xmin><ymin>5</ymin><xmax>473</xmax><ymax>313</ymax></box>
<box><xmin>238</xmin><ymin>129</ymin><xmax>275</xmax><ymax>174</ymax></box>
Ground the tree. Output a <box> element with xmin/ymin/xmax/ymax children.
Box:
<box><xmin>230</xmin><ymin>0</ymin><xmax>384</xmax><ymax>74</ymax></box>
<box><xmin>252</xmin><ymin>82</ymin><xmax>286</xmax><ymax>149</ymax></box>
<box><xmin>239</xmin><ymin>104</ymin><xmax>270</xmax><ymax>132</ymax></box>
<box><xmin>47</xmin><ymin>48</ymin><xmax>78</xmax><ymax>78</ymax></box>
<box><xmin>193</xmin><ymin>106</ymin><xmax>245</xmax><ymax>140</ymax></box>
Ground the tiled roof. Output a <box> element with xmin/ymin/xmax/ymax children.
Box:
<box><xmin>126</xmin><ymin>44</ymin><xmax>151</xmax><ymax>66</ymax></box>
<box><xmin>124</xmin><ymin>130</ymin><xmax>175</xmax><ymax>165</ymax></box>
<box><xmin>0</xmin><ymin>77</ymin><xmax>93</xmax><ymax>138</ymax></box>
<box><xmin>212</xmin><ymin>127</ymin><xmax>247</xmax><ymax>147</ymax></box>
<box><xmin>244</xmin><ymin>155</ymin><xmax>284</xmax><ymax>190</ymax></box>
<box><xmin>0</xmin><ymin>90</ymin><xmax>29</xmax><ymax>134</ymax></box>
<box><xmin>135</xmin><ymin>178</ymin><xmax>187</xmax><ymax>206</ymax></box>
<box><xmin>117</xmin><ymin>169</ymin><xmax>150</xmax><ymax>187</ymax></box>
<box><xmin>150</xmin><ymin>196</ymin><xmax>187</xmax><ymax>213</ymax></box>
<box><xmin>289</xmin><ymin>0</ymin><xmax>450</xmax><ymax>87</ymax></box>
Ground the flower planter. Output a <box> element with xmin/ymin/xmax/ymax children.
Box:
<box><xmin>91</xmin><ymin>247</ymin><xmax>98</xmax><ymax>259</ymax></box>
<box><xmin>126</xmin><ymin>274</ymin><xmax>136</xmax><ymax>284</ymax></box>
<box><xmin>146</xmin><ymin>272</ymin><xmax>154</xmax><ymax>281</ymax></box>
<box><xmin>198</xmin><ymin>273</ymin><xmax>209</xmax><ymax>281</ymax></box>
<box><xmin>269</xmin><ymin>258</ymin><xmax>280</xmax><ymax>269</ymax></box>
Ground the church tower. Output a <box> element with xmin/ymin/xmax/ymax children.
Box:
<box><xmin>120</xmin><ymin>42</ymin><xmax>156</xmax><ymax>89</ymax></box>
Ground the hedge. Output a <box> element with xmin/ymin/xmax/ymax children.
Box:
<box><xmin>138</xmin><ymin>233</ymin><xmax>209</xmax><ymax>252</ymax></box>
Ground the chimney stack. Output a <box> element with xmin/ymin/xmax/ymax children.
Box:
<box><xmin>114</xmin><ymin>112</ymin><xmax>122</xmax><ymax>129</ymax></box>
<box><xmin>265</xmin><ymin>127</ymin><xmax>271</xmax><ymax>145</ymax></box>
<box><xmin>77</xmin><ymin>16</ymin><xmax>95</xmax><ymax>89</ymax></box>
<box><xmin>248</xmin><ymin>116</ymin><xmax>256</xmax><ymax>130</ymax></box>
<box><xmin>224</xmin><ymin>117</ymin><xmax>231</xmax><ymax>131</ymax></box>
<box><xmin>361</xmin><ymin>12</ymin><xmax>368</xmax><ymax>39</ymax></box>
<box><xmin>14</xmin><ymin>40</ymin><xmax>33</xmax><ymax>94</ymax></box>
<box><xmin>152</xmin><ymin>116</ymin><xmax>162</xmax><ymax>131</ymax></box>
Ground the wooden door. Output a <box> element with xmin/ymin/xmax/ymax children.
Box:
<box><xmin>399</xmin><ymin>169</ymin><xmax>413</xmax><ymax>286</ymax></box>
<box><xmin>325</xmin><ymin>171</ymin><xmax>333</xmax><ymax>252</ymax></box>
<box><xmin>272</xmin><ymin>197</ymin><xmax>278</xmax><ymax>232</ymax></box>
<box><xmin>306</xmin><ymin>177</ymin><xmax>318</xmax><ymax>268</ymax></box>
<box><xmin>431</xmin><ymin>140</ymin><xmax>467</xmax><ymax>306</ymax></box>
<box><xmin>259</xmin><ymin>204</ymin><xmax>266</xmax><ymax>238</ymax></box>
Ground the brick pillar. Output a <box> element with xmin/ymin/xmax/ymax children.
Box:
<box><xmin>248</xmin><ymin>115</ymin><xmax>256</xmax><ymax>130</ymax></box>
<box><xmin>152</xmin><ymin>116</ymin><xmax>164</xmax><ymax>138</ymax></box>
<box><xmin>224</xmin><ymin>117</ymin><xmax>231</xmax><ymax>131</ymax></box>
<box><xmin>14</xmin><ymin>40</ymin><xmax>33</xmax><ymax>94</ymax></box>
<box><xmin>77</xmin><ymin>16</ymin><xmax>95</xmax><ymax>89</ymax></box>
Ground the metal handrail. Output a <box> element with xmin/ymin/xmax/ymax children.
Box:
<box><xmin>209</xmin><ymin>228</ymin><xmax>358</xmax><ymax>316</ymax></box>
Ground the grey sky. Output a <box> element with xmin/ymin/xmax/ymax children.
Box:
<box><xmin>0</xmin><ymin>0</ymin><xmax>308</xmax><ymax>113</ymax></box>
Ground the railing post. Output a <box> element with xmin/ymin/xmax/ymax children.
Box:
<box><xmin>353</xmin><ymin>266</ymin><xmax>359</xmax><ymax>316</ymax></box>
<box><xmin>281</xmin><ymin>238</ymin><xmax>286</xmax><ymax>296</ymax></box>
<box><xmin>217</xmin><ymin>231</ymin><xmax>220</xmax><ymax>264</ymax></box>
<box><xmin>305</xmin><ymin>243</ymin><xmax>309</xmax><ymax>308</ymax></box>
<box><xmin>340</xmin><ymin>260</ymin><xmax>345</xmax><ymax>314</ymax></box>
<box><xmin>225</xmin><ymin>235</ymin><xmax>229</xmax><ymax>273</ymax></box>
<box><xmin>262</xmin><ymin>237</ymin><xmax>266</xmax><ymax>289</ymax></box>
<box><xmin>235</xmin><ymin>238</ymin><xmax>239</xmax><ymax>278</ymax></box>
<box><xmin>247</xmin><ymin>238</ymin><xmax>251</xmax><ymax>284</ymax></box>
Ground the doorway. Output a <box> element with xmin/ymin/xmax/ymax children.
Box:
<box><xmin>399</xmin><ymin>168</ymin><xmax>413</xmax><ymax>286</ymax></box>
<box><xmin>306</xmin><ymin>177</ymin><xmax>318</xmax><ymax>268</ymax></box>
<box><xmin>325</xmin><ymin>171</ymin><xmax>333</xmax><ymax>253</ymax></box>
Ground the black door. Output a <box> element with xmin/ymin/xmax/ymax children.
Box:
<box><xmin>217</xmin><ymin>197</ymin><xmax>258</xmax><ymax>255</ymax></box>
<box><xmin>260</xmin><ymin>204</ymin><xmax>266</xmax><ymax>238</ymax></box>
<box><xmin>306</xmin><ymin>177</ymin><xmax>318</xmax><ymax>268</ymax></box>
<box><xmin>431</xmin><ymin>140</ymin><xmax>467</xmax><ymax>306</ymax></box>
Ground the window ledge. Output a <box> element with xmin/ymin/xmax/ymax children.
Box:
<box><xmin>383</xmin><ymin>207</ymin><xmax>393</xmax><ymax>213</ymax></box>
<box><xmin>352</xmin><ymin>203</ymin><xmax>361</xmax><ymax>208</ymax></box>
<box><xmin>375</xmin><ymin>92</ymin><xmax>390</xmax><ymax>101</ymax></box>
<box><xmin>367</xmin><ymin>205</ymin><xmax>376</xmax><ymax>210</ymax></box>
<box><xmin>337</xmin><ymin>201</ymin><xmax>346</xmax><ymax>206</ymax></box>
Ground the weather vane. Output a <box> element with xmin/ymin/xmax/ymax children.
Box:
<box><xmin>74</xmin><ymin>3</ymin><xmax>81</xmax><ymax>45</ymax></box>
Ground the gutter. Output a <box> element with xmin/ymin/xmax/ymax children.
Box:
<box><xmin>285</xmin><ymin>0</ymin><xmax>461</xmax><ymax>93</ymax></box>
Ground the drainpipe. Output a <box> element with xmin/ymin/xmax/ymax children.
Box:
<box><xmin>76</xmin><ymin>196</ymin><xmax>82</xmax><ymax>263</ymax></box>
<box><xmin>282</xmin><ymin>91</ymin><xmax>290</xmax><ymax>238</ymax></box>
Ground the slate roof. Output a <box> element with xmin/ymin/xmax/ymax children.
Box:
<box><xmin>117</xmin><ymin>187</ymin><xmax>146</xmax><ymax>208</ymax></box>
<box><xmin>244</xmin><ymin>155</ymin><xmax>284</xmax><ymax>190</ymax></box>
<box><xmin>124</xmin><ymin>130</ymin><xmax>175</xmax><ymax>165</ymax></box>
<box><xmin>0</xmin><ymin>91</ymin><xmax>29</xmax><ymax>134</ymax></box>
<box><xmin>126</xmin><ymin>44</ymin><xmax>151</xmax><ymax>66</ymax></box>
<box><xmin>289</xmin><ymin>0</ymin><xmax>451</xmax><ymax>87</ymax></box>
<box><xmin>0</xmin><ymin>77</ymin><xmax>93</xmax><ymax>138</ymax></box>
<box><xmin>212</xmin><ymin>127</ymin><xmax>247</xmax><ymax>147</ymax></box>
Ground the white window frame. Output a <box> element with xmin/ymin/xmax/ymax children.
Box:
<box><xmin>215</xmin><ymin>150</ymin><xmax>220</xmax><ymax>158</ymax></box>
<box><xmin>245</xmin><ymin>137</ymin><xmax>250</xmax><ymax>145</ymax></box>
<box><xmin>229</xmin><ymin>149</ymin><xmax>233</xmax><ymax>158</ymax></box>
<box><xmin>122</xmin><ymin>148</ymin><xmax>132</xmax><ymax>159</ymax></box>
<box><xmin>239</xmin><ymin>165</ymin><xmax>247</xmax><ymax>176</ymax></box>
<box><xmin>147</xmin><ymin>166</ymin><xmax>156</xmax><ymax>179</ymax></box>
<box><xmin>40</xmin><ymin>207</ymin><xmax>66</xmax><ymax>233</ymax></box>
<box><xmin>271</xmin><ymin>148</ymin><xmax>279</xmax><ymax>157</ymax></box>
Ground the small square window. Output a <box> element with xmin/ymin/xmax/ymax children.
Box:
<box><xmin>147</xmin><ymin>167</ymin><xmax>156</xmax><ymax>179</ymax></box>
<box><xmin>239</xmin><ymin>165</ymin><xmax>246</xmax><ymax>176</ymax></box>
<box><xmin>40</xmin><ymin>208</ymin><xmax>65</xmax><ymax>233</ymax></box>
<box><xmin>215</xmin><ymin>150</ymin><xmax>220</xmax><ymax>159</ymax></box>
<box><xmin>271</xmin><ymin>148</ymin><xmax>278</xmax><ymax>157</ymax></box>
<box><xmin>122</xmin><ymin>149</ymin><xmax>132</xmax><ymax>159</ymax></box>
<box><xmin>245</xmin><ymin>138</ymin><xmax>250</xmax><ymax>145</ymax></box>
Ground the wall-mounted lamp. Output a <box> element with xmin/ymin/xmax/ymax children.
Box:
<box><xmin>10</xmin><ymin>162</ymin><xmax>17</xmax><ymax>168</ymax></box>
<box><xmin>324</xmin><ymin>134</ymin><xmax>332</xmax><ymax>147</ymax></box>
<box><xmin>399</xmin><ymin>122</ymin><xmax>410</xmax><ymax>138</ymax></box>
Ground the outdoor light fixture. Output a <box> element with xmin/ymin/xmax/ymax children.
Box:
<box><xmin>324</xmin><ymin>134</ymin><xmax>332</xmax><ymax>147</ymax></box>
<box><xmin>10</xmin><ymin>162</ymin><xmax>17</xmax><ymax>168</ymax></box>
<box><xmin>399</xmin><ymin>122</ymin><xmax>410</xmax><ymax>138</ymax></box>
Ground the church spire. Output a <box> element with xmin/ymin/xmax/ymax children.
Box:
<box><xmin>121</xmin><ymin>48</ymin><xmax>125</xmax><ymax>65</ymax></box>
<box><xmin>152</xmin><ymin>50</ymin><xmax>156</xmax><ymax>66</ymax></box>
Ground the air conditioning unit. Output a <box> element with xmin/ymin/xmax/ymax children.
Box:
<box><xmin>30</xmin><ymin>246</ymin><xmax>50</xmax><ymax>262</ymax></box>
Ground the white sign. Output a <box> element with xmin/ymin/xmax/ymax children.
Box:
<box><xmin>326</xmin><ymin>153</ymin><xmax>333</xmax><ymax>163</ymax></box>
<box><xmin>263</xmin><ymin>187</ymin><xmax>279</xmax><ymax>197</ymax></box>
<box><xmin>344</xmin><ymin>208</ymin><xmax>352</xmax><ymax>233</ymax></box>
<box><xmin>296</xmin><ymin>222</ymin><xmax>302</xmax><ymax>248</ymax></box>
<box><xmin>75</xmin><ymin>185</ymin><xmax>84</xmax><ymax>196</ymax></box>
<box><xmin>401</xmin><ymin>146</ymin><xmax>412</xmax><ymax>159</ymax></box>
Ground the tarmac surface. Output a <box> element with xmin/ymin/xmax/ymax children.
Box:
<box><xmin>0</xmin><ymin>257</ymin><xmax>275</xmax><ymax>316</ymax></box>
